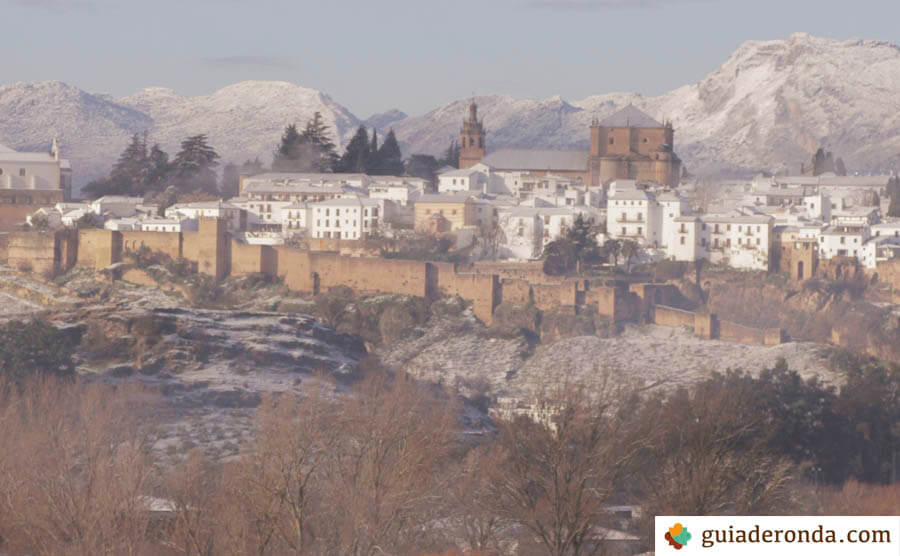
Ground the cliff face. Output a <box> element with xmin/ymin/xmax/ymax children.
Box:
<box><xmin>701</xmin><ymin>273</ymin><xmax>900</xmax><ymax>363</ymax></box>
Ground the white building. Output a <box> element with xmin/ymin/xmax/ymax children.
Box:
<box><xmin>165</xmin><ymin>201</ymin><xmax>243</xmax><ymax>231</ymax></box>
<box><xmin>90</xmin><ymin>196</ymin><xmax>145</xmax><ymax>218</ymax></box>
<box><xmin>0</xmin><ymin>138</ymin><xmax>72</xmax><ymax>198</ymax></box>
<box><xmin>140</xmin><ymin>217</ymin><xmax>198</xmax><ymax>233</ymax></box>
<box><xmin>281</xmin><ymin>202</ymin><xmax>311</xmax><ymax>236</ymax></box>
<box><xmin>438</xmin><ymin>167</ymin><xmax>488</xmax><ymax>193</ymax></box>
<box><xmin>309</xmin><ymin>197</ymin><xmax>386</xmax><ymax>240</ymax></box>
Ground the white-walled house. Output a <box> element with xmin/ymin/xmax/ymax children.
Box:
<box><xmin>281</xmin><ymin>202</ymin><xmax>311</xmax><ymax>236</ymax></box>
<box><xmin>165</xmin><ymin>201</ymin><xmax>243</xmax><ymax>231</ymax></box>
<box><xmin>438</xmin><ymin>167</ymin><xmax>488</xmax><ymax>193</ymax></box>
<box><xmin>91</xmin><ymin>196</ymin><xmax>145</xmax><ymax>218</ymax></box>
<box><xmin>699</xmin><ymin>213</ymin><xmax>773</xmax><ymax>270</ymax></box>
<box><xmin>140</xmin><ymin>217</ymin><xmax>198</xmax><ymax>233</ymax></box>
<box><xmin>607</xmin><ymin>189</ymin><xmax>658</xmax><ymax>244</ymax></box>
<box><xmin>309</xmin><ymin>197</ymin><xmax>386</xmax><ymax>240</ymax></box>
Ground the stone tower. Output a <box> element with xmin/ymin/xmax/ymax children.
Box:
<box><xmin>459</xmin><ymin>100</ymin><xmax>486</xmax><ymax>169</ymax></box>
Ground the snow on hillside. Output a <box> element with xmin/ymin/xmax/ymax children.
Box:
<box><xmin>117</xmin><ymin>80</ymin><xmax>360</xmax><ymax>172</ymax></box>
<box><xmin>2</xmin><ymin>34</ymin><xmax>900</xmax><ymax>189</ymax></box>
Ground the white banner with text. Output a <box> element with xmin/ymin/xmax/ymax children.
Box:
<box><xmin>655</xmin><ymin>515</ymin><xmax>899</xmax><ymax>555</ymax></box>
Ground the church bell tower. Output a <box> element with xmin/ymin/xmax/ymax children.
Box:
<box><xmin>459</xmin><ymin>100</ymin><xmax>486</xmax><ymax>169</ymax></box>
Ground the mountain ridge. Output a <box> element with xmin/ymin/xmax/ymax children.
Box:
<box><xmin>2</xmin><ymin>33</ymin><xmax>899</xmax><ymax>190</ymax></box>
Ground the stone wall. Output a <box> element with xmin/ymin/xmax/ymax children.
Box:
<box><xmin>8</xmin><ymin>232</ymin><xmax>57</xmax><ymax>273</ymax></box>
<box><xmin>120</xmin><ymin>231</ymin><xmax>182</xmax><ymax>259</ymax></box>
<box><xmin>653</xmin><ymin>305</ymin><xmax>696</xmax><ymax>329</ymax></box>
<box><xmin>77</xmin><ymin>229</ymin><xmax>121</xmax><ymax>269</ymax></box>
<box><xmin>183</xmin><ymin>218</ymin><xmax>228</xmax><ymax>279</ymax></box>
<box><xmin>231</xmin><ymin>241</ymin><xmax>278</xmax><ymax>276</ymax></box>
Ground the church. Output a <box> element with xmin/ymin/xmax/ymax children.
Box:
<box><xmin>458</xmin><ymin>101</ymin><xmax>681</xmax><ymax>188</ymax></box>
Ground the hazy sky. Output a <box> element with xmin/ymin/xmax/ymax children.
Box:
<box><xmin>3</xmin><ymin>0</ymin><xmax>899</xmax><ymax>117</ymax></box>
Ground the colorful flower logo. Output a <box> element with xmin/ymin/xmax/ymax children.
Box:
<box><xmin>665</xmin><ymin>522</ymin><xmax>692</xmax><ymax>549</ymax></box>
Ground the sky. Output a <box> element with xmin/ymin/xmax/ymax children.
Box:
<box><xmin>3</xmin><ymin>0</ymin><xmax>899</xmax><ymax>118</ymax></box>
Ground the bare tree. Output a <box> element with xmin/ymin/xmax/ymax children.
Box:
<box><xmin>0</xmin><ymin>377</ymin><xmax>157</xmax><ymax>556</ymax></box>
<box><xmin>320</xmin><ymin>372</ymin><xmax>459</xmax><ymax>556</ymax></box>
<box><xmin>484</xmin><ymin>386</ymin><xmax>637</xmax><ymax>556</ymax></box>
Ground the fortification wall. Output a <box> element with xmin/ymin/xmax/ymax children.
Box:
<box><xmin>532</xmin><ymin>281</ymin><xmax>577</xmax><ymax>311</ymax></box>
<box><xmin>0</xmin><ymin>233</ymin><xmax>8</xmax><ymax>263</ymax></box>
<box><xmin>469</xmin><ymin>261</ymin><xmax>551</xmax><ymax>282</ymax></box>
<box><xmin>231</xmin><ymin>241</ymin><xmax>278</xmax><ymax>276</ymax></box>
<box><xmin>500</xmin><ymin>278</ymin><xmax>532</xmax><ymax>305</ymax></box>
<box><xmin>7</xmin><ymin>232</ymin><xmax>57</xmax><ymax>273</ymax></box>
<box><xmin>585</xmin><ymin>286</ymin><xmax>616</xmax><ymax>318</ymax></box>
<box><xmin>120</xmin><ymin>231</ymin><xmax>182</xmax><ymax>259</ymax></box>
<box><xmin>275</xmin><ymin>248</ymin><xmax>314</xmax><ymax>291</ymax></box>
<box><xmin>445</xmin><ymin>272</ymin><xmax>498</xmax><ymax>324</ymax></box>
<box><xmin>653</xmin><ymin>305</ymin><xmax>696</xmax><ymax>328</ymax></box>
<box><xmin>718</xmin><ymin>319</ymin><xmax>766</xmax><ymax>344</ymax></box>
<box><xmin>77</xmin><ymin>229</ymin><xmax>121</xmax><ymax>268</ymax></box>
<box><xmin>182</xmin><ymin>219</ymin><xmax>228</xmax><ymax>279</ymax></box>
<box><xmin>309</xmin><ymin>253</ymin><xmax>428</xmax><ymax>297</ymax></box>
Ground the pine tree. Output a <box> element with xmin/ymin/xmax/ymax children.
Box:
<box><xmin>83</xmin><ymin>133</ymin><xmax>149</xmax><ymax>198</ymax></box>
<box><xmin>300</xmin><ymin>112</ymin><xmax>339</xmax><ymax>172</ymax></box>
<box><xmin>272</xmin><ymin>124</ymin><xmax>306</xmax><ymax>172</ymax></box>
<box><xmin>146</xmin><ymin>144</ymin><xmax>171</xmax><ymax>192</ymax></box>
<box><xmin>812</xmin><ymin>148</ymin><xmax>826</xmax><ymax>176</ymax></box>
<box><xmin>335</xmin><ymin>126</ymin><xmax>370</xmax><ymax>173</ymax></box>
<box><xmin>171</xmin><ymin>134</ymin><xmax>220</xmax><ymax>193</ymax></box>
<box><xmin>376</xmin><ymin>129</ymin><xmax>403</xmax><ymax>176</ymax></box>
<box><xmin>407</xmin><ymin>154</ymin><xmax>440</xmax><ymax>184</ymax></box>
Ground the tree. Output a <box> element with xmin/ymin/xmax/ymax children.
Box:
<box><xmin>220</xmin><ymin>162</ymin><xmax>240</xmax><ymax>199</ymax></box>
<box><xmin>407</xmin><ymin>154</ymin><xmax>440</xmax><ymax>185</ymax></box>
<box><xmin>368</xmin><ymin>128</ymin><xmax>380</xmax><ymax>173</ymax></box>
<box><xmin>0</xmin><ymin>378</ymin><xmax>157</xmax><ymax>555</ymax></box>
<box><xmin>619</xmin><ymin>239</ymin><xmax>641</xmax><ymax>270</ymax></box>
<box><xmin>171</xmin><ymin>134</ymin><xmax>220</xmax><ymax>193</ymax></box>
<box><xmin>0</xmin><ymin>320</ymin><xmax>82</xmax><ymax>382</ymax></box>
<box><xmin>146</xmin><ymin>143</ymin><xmax>171</xmax><ymax>192</ymax></box>
<box><xmin>485</xmin><ymin>386</ymin><xmax>636</xmax><ymax>556</ymax></box>
<box><xmin>334</xmin><ymin>125</ymin><xmax>371</xmax><ymax>174</ymax></box>
<box><xmin>888</xmin><ymin>176</ymin><xmax>900</xmax><ymax>218</ymax></box>
<box><xmin>835</xmin><ymin>157</ymin><xmax>847</xmax><ymax>176</ymax></box>
<box><xmin>272</xmin><ymin>123</ymin><xmax>306</xmax><ymax>172</ymax></box>
<box><xmin>542</xmin><ymin>214</ymin><xmax>601</xmax><ymax>275</ymax></box>
<box><xmin>631</xmin><ymin>373</ymin><xmax>795</xmax><ymax>522</ymax></box>
<box><xmin>376</xmin><ymin>128</ymin><xmax>404</xmax><ymax>176</ymax></box>
<box><xmin>300</xmin><ymin>112</ymin><xmax>339</xmax><ymax>172</ymax></box>
<box><xmin>602</xmin><ymin>239</ymin><xmax>622</xmax><ymax>270</ymax></box>
<box><xmin>83</xmin><ymin>133</ymin><xmax>148</xmax><ymax>198</ymax></box>
<box><xmin>440</xmin><ymin>140</ymin><xmax>460</xmax><ymax>169</ymax></box>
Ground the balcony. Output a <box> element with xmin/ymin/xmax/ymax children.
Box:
<box><xmin>615</xmin><ymin>216</ymin><xmax>645</xmax><ymax>223</ymax></box>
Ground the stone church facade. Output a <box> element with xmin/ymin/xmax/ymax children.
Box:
<box><xmin>459</xmin><ymin>102</ymin><xmax>681</xmax><ymax>188</ymax></box>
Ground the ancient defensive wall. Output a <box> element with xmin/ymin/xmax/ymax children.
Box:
<box><xmin>2</xmin><ymin>218</ymin><xmax>672</xmax><ymax>326</ymax></box>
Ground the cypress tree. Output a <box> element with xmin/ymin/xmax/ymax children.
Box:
<box><xmin>335</xmin><ymin>126</ymin><xmax>370</xmax><ymax>173</ymax></box>
<box><xmin>377</xmin><ymin>129</ymin><xmax>404</xmax><ymax>176</ymax></box>
<box><xmin>300</xmin><ymin>112</ymin><xmax>339</xmax><ymax>172</ymax></box>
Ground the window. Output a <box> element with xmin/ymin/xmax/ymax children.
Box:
<box><xmin>701</xmin><ymin>238</ymin><xmax>707</xmax><ymax>246</ymax></box>
<box><xmin>425</xmin><ymin>209</ymin><xmax>431</xmax><ymax>215</ymax></box>
<box><xmin>609</xmin><ymin>138</ymin><xmax>614</xmax><ymax>145</ymax></box>
<box><xmin>680</xmin><ymin>236</ymin><xmax>685</xmax><ymax>245</ymax></box>
<box><xmin>756</xmin><ymin>238</ymin><xmax>760</xmax><ymax>245</ymax></box>
<box><xmin>19</xmin><ymin>168</ymin><xmax>25</xmax><ymax>177</ymax></box>
<box><xmin>336</xmin><ymin>209</ymin><xmax>340</xmax><ymax>216</ymax></box>
<box><xmin>544</xmin><ymin>215</ymin><xmax>550</xmax><ymax>224</ymax></box>
<box><xmin>0</xmin><ymin>168</ymin><xmax>3</xmax><ymax>175</ymax></box>
<box><xmin>452</xmin><ymin>209</ymin><xmax>457</xmax><ymax>215</ymax></box>
<box><xmin>727</xmin><ymin>224</ymin><xmax>731</xmax><ymax>231</ymax></box>
<box><xmin>642</xmin><ymin>137</ymin><xmax>648</xmax><ymax>143</ymax></box>
<box><xmin>726</xmin><ymin>238</ymin><xmax>731</xmax><ymax>247</ymax></box>
<box><xmin>840</xmin><ymin>236</ymin><xmax>845</xmax><ymax>244</ymax></box>
<box><xmin>637</xmin><ymin>227</ymin><xmax>642</xmax><ymax>235</ymax></box>
<box><xmin>621</xmin><ymin>227</ymin><xmax>626</xmax><ymax>235</ymax></box>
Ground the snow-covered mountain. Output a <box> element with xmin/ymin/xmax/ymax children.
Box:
<box><xmin>3</xmin><ymin>33</ymin><xmax>900</xmax><ymax>190</ymax></box>
<box><xmin>396</xmin><ymin>33</ymin><xmax>900</xmax><ymax>175</ymax></box>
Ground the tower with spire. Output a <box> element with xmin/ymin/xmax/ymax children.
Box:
<box><xmin>459</xmin><ymin>99</ymin><xmax>486</xmax><ymax>169</ymax></box>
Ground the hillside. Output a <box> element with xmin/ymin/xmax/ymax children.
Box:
<box><xmin>2</xmin><ymin>33</ymin><xmax>900</xmax><ymax>189</ymax></box>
